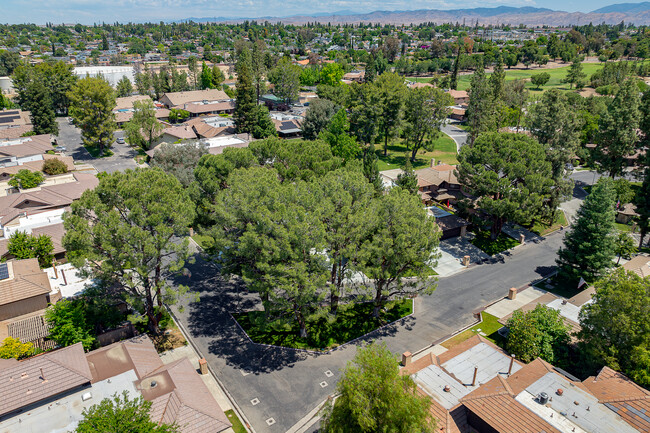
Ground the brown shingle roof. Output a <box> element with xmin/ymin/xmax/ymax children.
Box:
<box><xmin>86</xmin><ymin>334</ymin><xmax>163</xmax><ymax>383</ymax></box>
<box><xmin>114</xmin><ymin>95</ymin><xmax>152</xmax><ymax>111</ymax></box>
<box><xmin>622</xmin><ymin>254</ymin><xmax>650</xmax><ymax>278</ymax></box>
<box><xmin>161</xmin><ymin>89</ymin><xmax>229</xmax><ymax>107</ymax></box>
<box><xmin>144</xmin><ymin>358</ymin><xmax>231</xmax><ymax>433</ymax></box>
<box><xmin>0</xmin><ymin>134</ymin><xmax>52</xmax><ymax>158</ymax></box>
<box><xmin>0</xmin><ymin>342</ymin><xmax>92</xmax><ymax>417</ymax></box>
<box><xmin>463</xmin><ymin>394</ymin><xmax>562</xmax><ymax>433</ymax></box>
<box><xmin>0</xmin><ymin>259</ymin><xmax>51</xmax><ymax>306</ymax></box>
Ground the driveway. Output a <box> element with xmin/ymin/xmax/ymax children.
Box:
<box><xmin>170</xmin><ymin>230</ymin><xmax>565</xmax><ymax>433</ymax></box>
<box><xmin>55</xmin><ymin>118</ymin><xmax>139</xmax><ymax>173</ymax></box>
<box><xmin>441</xmin><ymin>121</ymin><xmax>468</xmax><ymax>152</ymax></box>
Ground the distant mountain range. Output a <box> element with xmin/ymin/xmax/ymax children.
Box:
<box><xmin>176</xmin><ymin>2</ymin><xmax>650</xmax><ymax>26</ymax></box>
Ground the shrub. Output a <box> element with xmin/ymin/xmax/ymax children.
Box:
<box><xmin>42</xmin><ymin>158</ymin><xmax>69</xmax><ymax>175</ymax></box>
<box><xmin>0</xmin><ymin>337</ymin><xmax>35</xmax><ymax>359</ymax></box>
<box><xmin>8</xmin><ymin>169</ymin><xmax>44</xmax><ymax>189</ymax></box>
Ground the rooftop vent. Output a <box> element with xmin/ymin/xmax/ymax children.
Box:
<box><xmin>150</xmin><ymin>380</ymin><xmax>157</xmax><ymax>389</ymax></box>
<box><xmin>538</xmin><ymin>392</ymin><xmax>549</xmax><ymax>404</ymax></box>
<box><xmin>81</xmin><ymin>392</ymin><xmax>92</xmax><ymax>401</ymax></box>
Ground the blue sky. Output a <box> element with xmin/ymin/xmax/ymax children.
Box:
<box><xmin>1</xmin><ymin>0</ymin><xmax>638</xmax><ymax>24</ymax></box>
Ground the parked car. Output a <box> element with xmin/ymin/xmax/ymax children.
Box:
<box><xmin>565</xmin><ymin>163</ymin><xmax>574</xmax><ymax>171</ymax></box>
<box><xmin>55</xmin><ymin>146</ymin><xmax>67</xmax><ymax>152</ymax></box>
<box><xmin>116</xmin><ymin>137</ymin><xmax>125</xmax><ymax>144</ymax></box>
<box><xmin>67</xmin><ymin>117</ymin><xmax>74</xmax><ymax>125</ymax></box>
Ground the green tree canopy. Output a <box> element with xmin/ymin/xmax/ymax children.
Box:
<box><xmin>268</xmin><ymin>58</ymin><xmax>301</xmax><ymax>105</ymax></box>
<box><xmin>63</xmin><ymin>168</ymin><xmax>196</xmax><ymax>334</ymax></box>
<box><xmin>556</xmin><ymin>177</ymin><xmax>617</xmax><ymax>281</ymax></box>
<box><xmin>596</xmin><ymin>79</ymin><xmax>641</xmax><ymax>178</ymax></box>
<box><xmin>354</xmin><ymin>188</ymin><xmax>439</xmax><ymax>317</ymax></box>
<box><xmin>457</xmin><ymin>132</ymin><xmax>553</xmax><ymax>239</ymax></box>
<box><xmin>8</xmin><ymin>231</ymin><xmax>54</xmax><ymax>268</ymax></box>
<box><xmin>75</xmin><ymin>391</ymin><xmax>179</xmax><ymax>433</ymax></box>
<box><xmin>530</xmin><ymin>72</ymin><xmax>550</xmax><ymax>89</ymax></box>
<box><xmin>9</xmin><ymin>169</ymin><xmax>44</xmax><ymax>189</ymax></box>
<box><xmin>116</xmin><ymin>76</ymin><xmax>133</xmax><ymax>98</ymax></box>
<box><xmin>319</xmin><ymin>109</ymin><xmax>360</xmax><ymax>161</ymax></box>
<box><xmin>124</xmin><ymin>99</ymin><xmax>164</xmax><ymax>149</ymax></box>
<box><xmin>0</xmin><ymin>337</ymin><xmax>35</xmax><ymax>360</ymax></box>
<box><xmin>578</xmin><ymin>269</ymin><xmax>650</xmax><ymax>387</ymax></box>
<box><xmin>320</xmin><ymin>63</ymin><xmax>344</xmax><ymax>86</ymax></box>
<box><xmin>375</xmin><ymin>72</ymin><xmax>407</xmax><ymax>156</ymax></box>
<box><xmin>45</xmin><ymin>298</ymin><xmax>97</xmax><ymax>351</ymax></box>
<box><xmin>506</xmin><ymin>304</ymin><xmax>571</xmax><ymax>364</ymax></box>
<box><xmin>403</xmin><ymin>87</ymin><xmax>452</xmax><ymax>162</ymax></box>
<box><xmin>68</xmin><ymin>76</ymin><xmax>116</xmax><ymax>155</ymax></box>
<box><xmin>302</xmin><ymin>98</ymin><xmax>338</xmax><ymax>140</ymax></box>
<box><xmin>150</xmin><ymin>142</ymin><xmax>208</xmax><ymax>188</ymax></box>
<box><xmin>320</xmin><ymin>343</ymin><xmax>435</xmax><ymax>433</ymax></box>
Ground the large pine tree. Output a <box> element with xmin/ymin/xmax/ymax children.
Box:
<box><xmin>234</xmin><ymin>48</ymin><xmax>257</xmax><ymax>135</ymax></box>
<box><xmin>556</xmin><ymin>178</ymin><xmax>617</xmax><ymax>281</ymax></box>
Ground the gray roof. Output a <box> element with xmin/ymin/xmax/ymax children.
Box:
<box><xmin>520</xmin><ymin>372</ymin><xmax>639</xmax><ymax>433</ymax></box>
<box><xmin>441</xmin><ymin>342</ymin><xmax>522</xmax><ymax>388</ymax></box>
<box><xmin>414</xmin><ymin>364</ymin><xmax>470</xmax><ymax>409</ymax></box>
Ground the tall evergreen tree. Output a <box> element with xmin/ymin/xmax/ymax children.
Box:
<box><xmin>395</xmin><ymin>158</ymin><xmax>418</xmax><ymax>195</ymax></box>
<box><xmin>556</xmin><ymin>178</ymin><xmax>617</xmax><ymax>281</ymax></box>
<box><xmin>24</xmin><ymin>79</ymin><xmax>58</xmax><ymax>135</ymax></box>
<box><xmin>362</xmin><ymin>144</ymin><xmax>383</xmax><ymax>196</ymax></box>
<box><xmin>449</xmin><ymin>44</ymin><xmax>462</xmax><ymax>90</ymax></box>
<box><xmin>375</xmin><ymin>72</ymin><xmax>406</xmax><ymax>157</ymax></box>
<box><xmin>527</xmin><ymin>89</ymin><xmax>581</xmax><ymax>222</ymax></box>
<box><xmin>489</xmin><ymin>59</ymin><xmax>506</xmax><ymax>101</ymax></box>
<box><xmin>234</xmin><ymin>48</ymin><xmax>257</xmax><ymax>135</ymax></box>
<box><xmin>596</xmin><ymin>79</ymin><xmax>641</xmax><ymax>178</ymax></box>
<box><xmin>68</xmin><ymin>76</ymin><xmax>116</xmax><ymax>155</ymax></box>
<box><xmin>564</xmin><ymin>58</ymin><xmax>587</xmax><ymax>89</ymax></box>
<box><xmin>466</xmin><ymin>64</ymin><xmax>495</xmax><ymax>145</ymax></box>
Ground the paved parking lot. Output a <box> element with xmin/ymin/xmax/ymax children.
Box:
<box><xmin>55</xmin><ymin>118</ymin><xmax>140</xmax><ymax>173</ymax></box>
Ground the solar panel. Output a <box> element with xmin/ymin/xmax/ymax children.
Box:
<box><xmin>1</xmin><ymin>110</ymin><xmax>19</xmax><ymax>115</ymax></box>
<box><xmin>0</xmin><ymin>263</ymin><xmax>9</xmax><ymax>280</ymax></box>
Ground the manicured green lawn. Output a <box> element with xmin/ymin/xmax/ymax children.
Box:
<box><xmin>455</xmin><ymin>63</ymin><xmax>607</xmax><ymax>93</ymax></box>
<box><xmin>471</xmin><ymin>230</ymin><xmax>519</xmax><ymax>256</ymax></box>
<box><xmin>233</xmin><ymin>299</ymin><xmax>413</xmax><ymax>351</ymax></box>
<box><xmin>441</xmin><ymin>312</ymin><xmax>504</xmax><ymax>348</ymax></box>
<box><xmin>615</xmin><ymin>222</ymin><xmax>633</xmax><ymax>232</ymax></box>
<box><xmin>376</xmin><ymin>134</ymin><xmax>457</xmax><ymax>171</ymax></box>
<box><xmin>191</xmin><ymin>234</ymin><xmax>213</xmax><ymax>249</ymax></box>
<box><xmin>225</xmin><ymin>410</ymin><xmax>247</xmax><ymax>433</ymax></box>
<box><xmin>530</xmin><ymin>211</ymin><xmax>569</xmax><ymax>236</ymax></box>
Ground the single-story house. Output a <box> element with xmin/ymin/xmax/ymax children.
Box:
<box><xmin>446</xmin><ymin>89</ymin><xmax>469</xmax><ymax>105</ymax></box>
<box><xmin>159</xmin><ymin>89</ymin><xmax>230</xmax><ymax>109</ymax></box>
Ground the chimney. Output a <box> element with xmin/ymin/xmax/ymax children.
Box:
<box><xmin>508</xmin><ymin>354</ymin><xmax>515</xmax><ymax>375</ymax></box>
<box><xmin>52</xmin><ymin>261</ymin><xmax>58</xmax><ymax>279</ymax></box>
<box><xmin>430</xmin><ymin>158</ymin><xmax>435</xmax><ymax>168</ymax></box>
<box><xmin>472</xmin><ymin>366</ymin><xmax>478</xmax><ymax>386</ymax></box>
<box><xmin>401</xmin><ymin>351</ymin><xmax>412</xmax><ymax>367</ymax></box>
<box><xmin>61</xmin><ymin>269</ymin><xmax>67</xmax><ymax>285</ymax></box>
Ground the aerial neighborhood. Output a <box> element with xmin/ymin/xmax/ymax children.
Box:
<box><xmin>0</xmin><ymin>2</ymin><xmax>649</xmax><ymax>433</ymax></box>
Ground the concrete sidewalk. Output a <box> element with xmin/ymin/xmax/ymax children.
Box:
<box><xmin>483</xmin><ymin>286</ymin><xmax>549</xmax><ymax>319</ymax></box>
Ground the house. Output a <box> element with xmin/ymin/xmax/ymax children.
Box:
<box><xmin>0</xmin><ymin>259</ymin><xmax>59</xmax><ymax>322</ymax></box>
<box><xmin>428</xmin><ymin>207</ymin><xmax>469</xmax><ymax>240</ymax></box>
<box><xmin>0</xmin><ymin>336</ymin><xmax>232</xmax><ymax>433</ymax></box>
<box><xmin>155</xmin><ymin>125</ymin><xmax>198</xmax><ymax>145</ymax></box>
<box><xmin>0</xmin><ymin>135</ymin><xmax>73</xmax><ymax>182</ymax></box>
<box><xmin>342</xmin><ymin>70</ymin><xmax>365</xmax><ymax>83</ymax></box>
<box><xmin>0</xmin><ymin>172</ymin><xmax>99</xmax><ymax>260</ymax></box>
<box><xmin>402</xmin><ymin>334</ymin><xmax>649</xmax><ymax>433</ymax></box>
<box><xmin>622</xmin><ymin>254</ymin><xmax>650</xmax><ymax>278</ymax></box>
<box><xmin>446</xmin><ymin>89</ymin><xmax>469</xmax><ymax>105</ymax></box>
<box><xmin>159</xmin><ymin>89</ymin><xmax>230</xmax><ymax>109</ymax></box>
<box><xmin>273</xmin><ymin>118</ymin><xmax>302</xmax><ymax>138</ymax></box>
<box><xmin>449</xmin><ymin>107</ymin><xmax>467</xmax><ymax>122</ymax></box>
<box><xmin>616</xmin><ymin>203</ymin><xmax>639</xmax><ymax>224</ymax></box>
<box><xmin>0</xmin><ymin>110</ymin><xmax>33</xmax><ymax>140</ymax></box>
<box><xmin>113</xmin><ymin>95</ymin><xmax>170</xmax><ymax>126</ymax></box>
<box><xmin>414</xmin><ymin>162</ymin><xmax>462</xmax><ymax>206</ymax></box>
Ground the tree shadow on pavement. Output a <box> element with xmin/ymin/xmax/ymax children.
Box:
<box><xmin>171</xmin><ymin>254</ymin><xmax>309</xmax><ymax>374</ymax></box>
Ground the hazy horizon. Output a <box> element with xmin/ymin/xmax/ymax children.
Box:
<box><xmin>1</xmin><ymin>0</ymin><xmax>646</xmax><ymax>25</ymax></box>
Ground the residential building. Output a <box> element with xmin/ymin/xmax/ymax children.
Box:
<box><xmin>159</xmin><ymin>89</ymin><xmax>230</xmax><ymax>109</ymax></box>
<box><xmin>0</xmin><ymin>259</ymin><xmax>59</xmax><ymax>322</ymax></box>
<box><xmin>402</xmin><ymin>335</ymin><xmax>649</xmax><ymax>433</ymax></box>
<box><xmin>0</xmin><ymin>110</ymin><xmax>33</xmax><ymax>140</ymax></box>
<box><xmin>0</xmin><ymin>336</ymin><xmax>231</xmax><ymax>433</ymax></box>
<box><xmin>113</xmin><ymin>95</ymin><xmax>170</xmax><ymax>126</ymax></box>
<box><xmin>446</xmin><ymin>89</ymin><xmax>470</xmax><ymax>105</ymax></box>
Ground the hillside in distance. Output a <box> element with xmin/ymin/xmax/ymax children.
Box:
<box><xmin>182</xmin><ymin>3</ymin><xmax>650</xmax><ymax>26</ymax></box>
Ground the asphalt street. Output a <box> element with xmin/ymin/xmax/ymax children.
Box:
<box><xmin>54</xmin><ymin>118</ymin><xmax>139</xmax><ymax>173</ymax></box>
<box><xmin>441</xmin><ymin>121</ymin><xmax>467</xmax><ymax>152</ymax></box>
<box><xmin>170</xmin><ymin>230</ymin><xmax>565</xmax><ymax>433</ymax></box>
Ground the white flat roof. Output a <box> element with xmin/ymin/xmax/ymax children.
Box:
<box><xmin>45</xmin><ymin>263</ymin><xmax>92</xmax><ymax>298</ymax></box>
<box><xmin>0</xmin><ymin>370</ymin><xmax>139</xmax><ymax>433</ymax></box>
<box><xmin>415</xmin><ymin>364</ymin><xmax>471</xmax><ymax>409</ymax></box>
<box><xmin>519</xmin><ymin>372</ymin><xmax>638</xmax><ymax>433</ymax></box>
<box><xmin>546</xmin><ymin>298</ymin><xmax>589</xmax><ymax>324</ymax></box>
<box><xmin>441</xmin><ymin>342</ymin><xmax>521</xmax><ymax>388</ymax></box>
<box><xmin>203</xmin><ymin>136</ymin><xmax>246</xmax><ymax>148</ymax></box>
